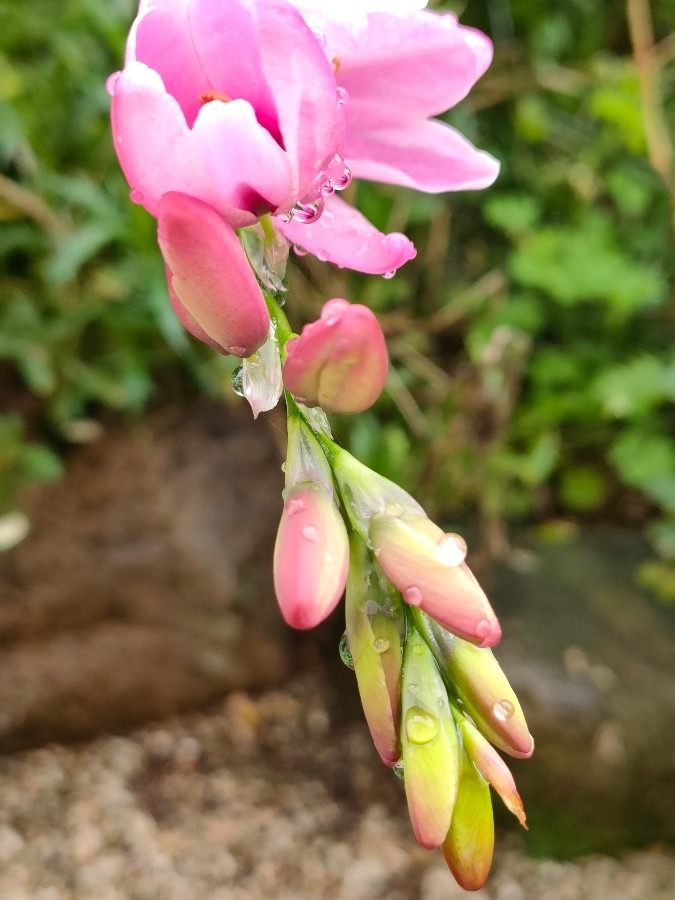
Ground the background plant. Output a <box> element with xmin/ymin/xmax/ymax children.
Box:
<box><xmin>1</xmin><ymin>0</ymin><xmax>673</xmax><ymax>588</ymax></box>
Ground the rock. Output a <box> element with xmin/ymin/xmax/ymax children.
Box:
<box><xmin>0</xmin><ymin>403</ymin><xmax>289</xmax><ymax>750</ymax></box>
<box><xmin>489</xmin><ymin>528</ymin><xmax>675</xmax><ymax>849</ymax></box>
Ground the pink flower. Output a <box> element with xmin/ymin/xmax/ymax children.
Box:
<box><xmin>158</xmin><ymin>192</ymin><xmax>270</xmax><ymax>356</ymax></box>
<box><xmin>283</xmin><ymin>298</ymin><xmax>388</xmax><ymax>413</ymax></box>
<box><xmin>273</xmin><ymin>483</ymin><xmax>349</xmax><ymax>629</ymax></box>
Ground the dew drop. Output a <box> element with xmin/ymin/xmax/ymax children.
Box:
<box><xmin>339</xmin><ymin>632</ymin><xmax>354</xmax><ymax>670</ymax></box>
<box><xmin>106</xmin><ymin>71</ymin><xmax>121</xmax><ymax>96</ymax></box>
<box><xmin>476</xmin><ymin>619</ymin><xmax>492</xmax><ymax>640</ymax></box>
<box><xmin>285</xmin><ymin>497</ymin><xmax>305</xmax><ymax>517</ymax></box>
<box><xmin>412</xmin><ymin>644</ymin><xmax>424</xmax><ymax>656</ymax></box>
<box><xmin>292</xmin><ymin>198</ymin><xmax>325</xmax><ymax>224</ymax></box>
<box><xmin>383</xmin><ymin>270</ymin><xmax>396</xmax><ymax>280</ymax></box>
<box><xmin>312</xmin><ymin>28</ymin><xmax>327</xmax><ymax>47</ymax></box>
<box><xmin>393</xmin><ymin>760</ymin><xmax>405</xmax><ymax>780</ymax></box>
<box><xmin>403</xmin><ymin>586</ymin><xmax>423</xmax><ymax>607</ymax></box>
<box><xmin>293</xmin><ymin>244</ymin><xmax>309</xmax><ymax>257</ymax></box>
<box><xmin>231</xmin><ymin>366</ymin><xmax>244</xmax><ymax>397</ymax></box>
<box><xmin>302</xmin><ymin>525</ymin><xmax>318</xmax><ymax>541</ymax></box>
<box><xmin>434</xmin><ymin>533</ymin><xmax>468</xmax><ymax>567</ymax></box>
<box><xmin>129</xmin><ymin>188</ymin><xmax>144</xmax><ymax>204</ymax></box>
<box><xmin>405</xmin><ymin>706</ymin><xmax>439</xmax><ymax>745</ymax></box>
<box><xmin>337</xmin><ymin>86</ymin><xmax>349</xmax><ymax>105</ymax></box>
<box><xmin>492</xmin><ymin>699</ymin><xmax>515</xmax><ymax>722</ymax></box>
<box><xmin>408</xmin><ymin>683</ymin><xmax>419</xmax><ymax>695</ymax></box>
<box><xmin>373</xmin><ymin>637</ymin><xmax>390</xmax><ymax>654</ymax></box>
<box><xmin>383</xmin><ymin>502</ymin><xmax>404</xmax><ymax>517</ymax></box>
<box><xmin>328</xmin><ymin>165</ymin><xmax>352</xmax><ymax>192</ymax></box>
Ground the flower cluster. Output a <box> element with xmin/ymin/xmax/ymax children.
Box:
<box><xmin>110</xmin><ymin>0</ymin><xmax>531</xmax><ymax>891</ymax></box>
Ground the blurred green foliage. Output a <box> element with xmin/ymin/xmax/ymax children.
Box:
<box><xmin>0</xmin><ymin>0</ymin><xmax>674</xmax><ymax>590</ymax></box>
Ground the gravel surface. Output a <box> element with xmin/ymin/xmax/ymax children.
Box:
<box><xmin>1</xmin><ymin>673</ymin><xmax>674</xmax><ymax>900</ymax></box>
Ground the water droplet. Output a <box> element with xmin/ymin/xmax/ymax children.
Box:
<box><xmin>231</xmin><ymin>366</ymin><xmax>244</xmax><ymax>397</ymax></box>
<box><xmin>291</xmin><ymin>197</ymin><xmax>325</xmax><ymax>224</ymax></box>
<box><xmin>129</xmin><ymin>188</ymin><xmax>144</xmax><ymax>204</ymax></box>
<box><xmin>293</xmin><ymin>245</ymin><xmax>308</xmax><ymax>257</ymax></box>
<box><xmin>383</xmin><ymin>270</ymin><xmax>396</xmax><ymax>280</ymax></box>
<box><xmin>476</xmin><ymin>619</ymin><xmax>492</xmax><ymax>640</ymax></box>
<box><xmin>393</xmin><ymin>760</ymin><xmax>405</xmax><ymax>779</ymax></box>
<box><xmin>106</xmin><ymin>71</ymin><xmax>121</xmax><ymax>96</ymax></box>
<box><xmin>383</xmin><ymin>502</ymin><xmax>404</xmax><ymax>517</ymax></box>
<box><xmin>320</xmin><ymin>183</ymin><xmax>335</xmax><ymax>196</ymax></box>
<box><xmin>316</xmin><ymin>249</ymin><xmax>329</xmax><ymax>262</ymax></box>
<box><xmin>373</xmin><ymin>637</ymin><xmax>390</xmax><ymax>654</ymax></box>
<box><xmin>328</xmin><ymin>164</ymin><xmax>352</xmax><ymax>192</ymax></box>
<box><xmin>405</xmin><ymin>706</ymin><xmax>440</xmax><ymax>745</ymax></box>
<box><xmin>339</xmin><ymin>632</ymin><xmax>354</xmax><ymax>670</ymax></box>
<box><xmin>337</xmin><ymin>86</ymin><xmax>349</xmax><ymax>105</ymax></box>
<box><xmin>285</xmin><ymin>497</ymin><xmax>305</xmax><ymax>517</ymax></box>
<box><xmin>408</xmin><ymin>683</ymin><xmax>419</xmax><ymax>695</ymax></box>
<box><xmin>412</xmin><ymin>644</ymin><xmax>424</xmax><ymax>656</ymax></box>
<box><xmin>493</xmin><ymin>700</ymin><xmax>515</xmax><ymax>721</ymax></box>
<box><xmin>403</xmin><ymin>586</ymin><xmax>423</xmax><ymax>607</ymax></box>
<box><xmin>302</xmin><ymin>525</ymin><xmax>318</xmax><ymax>541</ymax></box>
<box><xmin>312</xmin><ymin>28</ymin><xmax>327</xmax><ymax>47</ymax></box>
<box><xmin>434</xmin><ymin>533</ymin><xmax>468</xmax><ymax>567</ymax></box>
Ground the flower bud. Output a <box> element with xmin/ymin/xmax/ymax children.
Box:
<box><xmin>419</xmin><ymin>615</ymin><xmax>533</xmax><ymax>759</ymax></box>
<box><xmin>369</xmin><ymin>513</ymin><xmax>501</xmax><ymax>648</ymax></box>
<box><xmin>283</xmin><ymin>298</ymin><xmax>388</xmax><ymax>414</ymax></box>
<box><xmin>458</xmin><ymin>714</ymin><xmax>527</xmax><ymax>828</ymax></box>
<box><xmin>273</xmin><ymin>482</ymin><xmax>349</xmax><ymax>629</ymax></box>
<box><xmin>157</xmin><ymin>192</ymin><xmax>269</xmax><ymax>357</ymax></box>
<box><xmin>400</xmin><ymin>629</ymin><xmax>460</xmax><ymax>849</ymax></box>
<box><xmin>346</xmin><ymin>535</ymin><xmax>404</xmax><ymax>766</ymax></box>
<box><xmin>441</xmin><ymin>746</ymin><xmax>494</xmax><ymax>891</ymax></box>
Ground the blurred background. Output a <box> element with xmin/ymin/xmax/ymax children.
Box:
<box><xmin>0</xmin><ymin>0</ymin><xmax>674</xmax><ymax>897</ymax></box>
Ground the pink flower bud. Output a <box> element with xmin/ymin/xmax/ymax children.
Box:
<box><xmin>157</xmin><ymin>192</ymin><xmax>269</xmax><ymax>357</ymax></box>
<box><xmin>273</xmin><ymin>483</ymin><xmax>349</xmax><ymax>630</ymax></box>
<box><xmin>369</xmin><ymin>513</ymin><xmax>501</xmax><ymax>648</ymax></box>
<box><xmin>283</xmin><ymin>298</ymin><xmax>388</xmax><ymax>414</ymax></box>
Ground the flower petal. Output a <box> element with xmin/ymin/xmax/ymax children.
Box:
<box><xmin>276</xmin><ymin>194</ymin><xmax>416</xmax><ymax>275</ymax></box>
<box><xmin>338</xmin><ymin>11</ymin><xmax>493</xmax><ymax>129</ymax></box>
<box><xmin>273</xmin><ymin>483</ymin><xmax>349</xmax><ymax>629</ymax></box>
<box><xmin>157</xmin><ymin>192</ymin><xmax>269</xmax><ymax>357</ymax></box>
<box><xmin>346</xmin><ymin>119</ymin><xmax>500</xmax><ymax>193</ymax></box>
<box><xmin>256</xmin><ymin>0</ymin><xmax>345</xmax><ymax>206</ymax></box>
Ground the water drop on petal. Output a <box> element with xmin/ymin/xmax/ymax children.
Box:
<box><xmin>492</xmin><ymin>700</ymin><xmax>515</xmax><ymax>721</ymax></box>
<box><xmin>285</xmin><ymin>497</ymin><xmax>305</xmax><ymax>516</ymax></box>
<box><xmin>405</xmin><ymin>706</ymin><xmax>440</xmax><ymax>745</ymax></box>
<box><xmin>302</xmin><ymin>525</ymin><xmax>318</xmax><ymax>541</ymax></box>
<box><xmin>408</xmin><ymin>683</ymin><xmax>419</xmax><ymax>695</ymax></box>
<box><xmin>336</xmin><ymin>86</ymin><xmax>349</xmax><ymax>105</ymax></box>
<box><xmin>434</xmin><ymin>533</ymin><xmax>468</xmax><ymax>566</ymax></box>
<box><xmin>293</xmin><ymin>245</ymin><xmax>309</xmax><ymax>257</ymax></box>
<box><xmin>403</xmin><ymin>586</ymin><xmax>423</xmax><ymax>606</ymax></box>
<box><xmin>373</xmin><ymin>637</ymin><xmax>390</xmax><ymax>653</ymax></box>
<box><xmin>383</xmin><ymin>270</ymin><xmax>396</xmax><ymax>280</ymax></box>
<box><xmin>393</xmin><ymin>760</ymin><xmax>405</xmax><ymax>779</ymax></box>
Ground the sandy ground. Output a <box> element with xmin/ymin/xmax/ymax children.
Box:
<box><xmin>1</xmin><ymin>671</ymin><xmax>674</xmax><ymax>900</ymax></box>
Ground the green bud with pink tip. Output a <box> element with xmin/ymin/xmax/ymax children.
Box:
<box><xmin>345</xmin><ymin>534</ymin><xmax>404</xmax><ymax>766</ymax></box>
<box><xmin>400</xmin><ymin>628</ymin><xmax>460</xmax><ymax>849</ymax></box>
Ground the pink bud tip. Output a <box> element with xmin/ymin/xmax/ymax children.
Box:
<box><xmin>283</xmin><ymin>298</ymin><xmax>388</xmax><ymax>414</ymax></box>
<box><xmin>273</xmin><ymin>483</ymin><xmax>349</xmax><ymax>630</ymax></box>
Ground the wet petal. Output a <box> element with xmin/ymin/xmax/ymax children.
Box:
<box><xmin>157</xmin><ymin>192</ymin><xmax>269</xmax><ymax>357</ymax></box>
<box><xmin>369</xmin><ymin>514</ymin><xmax>501</xmax><ymax>648</ymax></box>
<box><xmin>273</xmin><ymin>482</ymin><xmax>349</xmax><ymax>629</ymax></box>
<box><xmin>401</xmin><ymin>629</ymin><xmax>460</xmax><ymax>849</ymax></box>
<box><xmin>276</xmin><ymin>194</ymin><xmax>416</xmax><ymax>275</ymax></box>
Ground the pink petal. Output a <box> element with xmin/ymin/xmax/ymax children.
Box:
<box><xmin>157</xmin><ymin>192</ymin><xmax>269</xmax><ymax>357</ymax></box>
<box><xmin>256</xmin><ymin>0</ymin><xmax>345</xmax><ymax>206</ymax></box>
<box><xmin>128</xmin><ymin>3</ymin><xmax>211</xmax><ymax>127</ymax></box>
<box><xmin>111</xmin><ymin>63</ymin><xmax>290</xmax><ymax>225</ymax></box>
<box><xmin>276</xmin><ymin>194</ymin><xmax>416</xmax><ymax>275</ymax></box>
<box><xmin>185</xmin><ymin>0</ymin><xmax>281</xmax><ymax>140</ymax></box>
<box><xmin>273</xmin><ymin>483</ymin><xmax>349</xmax><ymax>629</ymax></box>
<box><xmin>166</xmin><ymin>267</ymin><xmax>229</xmax><ymax>354</ymax></box>
<box><xmin>346</xmin><ymin>119</ymin><xmax>500</xmax><ymax>193</ymax></box>
<box><xmin>338</xmin><ymin>11</ymin><xmax>493</xmax><ymax>130</ymax></box>
<box><xmin>283</xmin><ymin>298</ymin><xmax>388</xmax><ymax>413</ymax></box>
